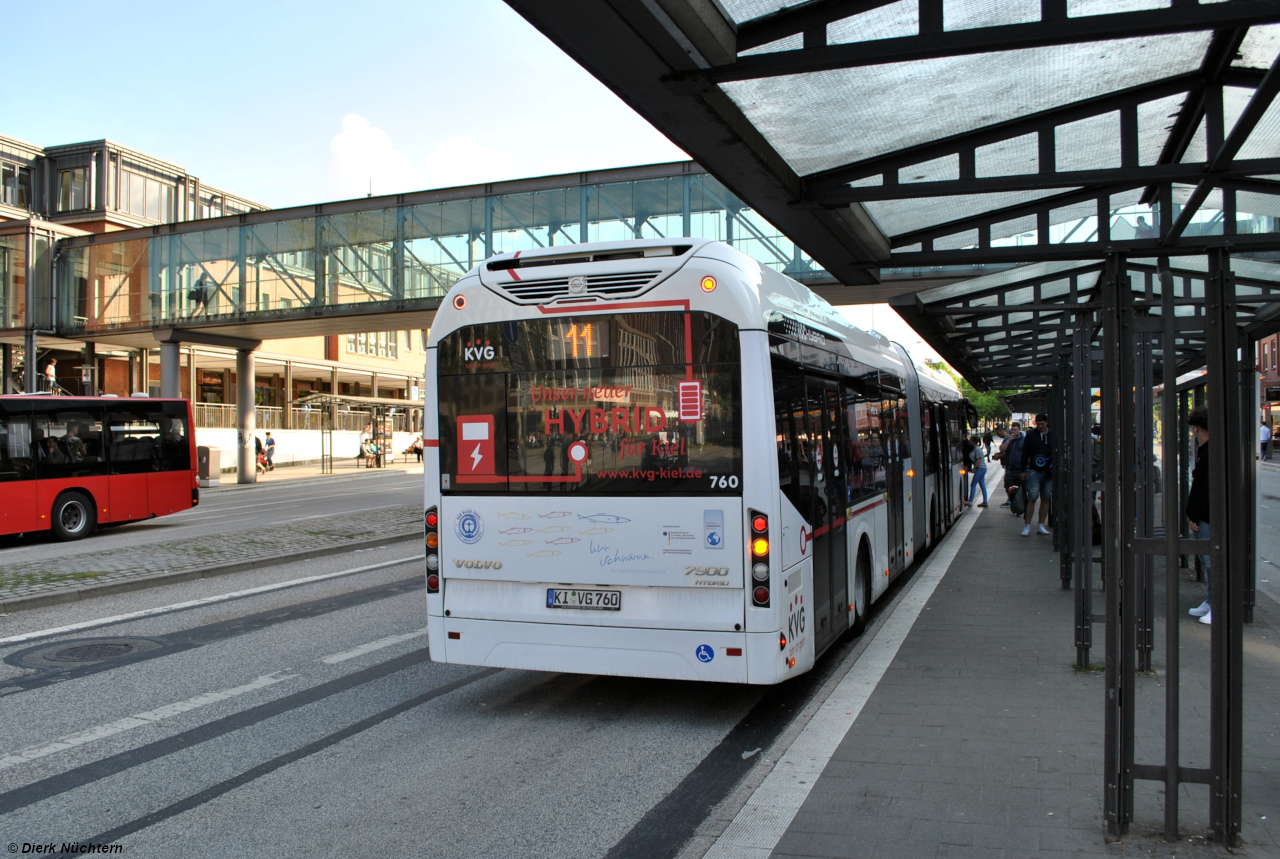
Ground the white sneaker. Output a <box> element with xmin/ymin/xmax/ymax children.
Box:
<box><xmin>1021</xmin><ymin>524</ymin><xmax>1031</xmax><ymax>537</ymax></box>
<box><xmin>1199</xmin><ymin>611</ymin><xmax>1211</xmax><ymax>625</ymax></box>
<box><xmin>1189</xmin><ymin>600</ymin><xmax>1210</xmax><ymax>617</ymax></box>
<box><xmin>1037</xmin><ymin>524</ymin><xmax>1050</xmax><ymax>535</ymax></box>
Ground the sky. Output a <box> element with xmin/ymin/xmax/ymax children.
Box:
<box><xmin>6</xmin><ymin>0</ymin><xmax>934</xmax><ymax>361</ymax></box>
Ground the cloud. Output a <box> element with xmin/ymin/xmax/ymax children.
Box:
<box><xmin>423</xmin><ymin>135</ymin><xmax>520</xmax><ymax>189</ymax></box>
<box><xmin>326</xmin><ymin>113</ymin><xmax>423</xmax><ymax>200</ymax></box>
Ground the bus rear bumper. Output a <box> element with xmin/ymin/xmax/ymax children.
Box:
<box><xmin>431</xmin><ymin>617</ymin><xmax>783</xmax><ymax>684</ymax></box>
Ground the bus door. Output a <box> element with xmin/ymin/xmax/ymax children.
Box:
<box><xmin>807</xmin><ymin>378</ymin><xmax>847</xmax><ymax>654</ymax></box>
<box><xmin>884</xmin><ymin>398</ymin><xmax>906</xmax><ymax>574</ymax></box>
<box><xmin>106</xmin><ymin>410</ymin><xmax>151</xmax><ymax>522</ymax></box>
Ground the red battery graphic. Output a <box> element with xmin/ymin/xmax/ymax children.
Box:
<box><xmin>457</xmin><ymin>415</ymin><xmax>495</xmax><ymax>475</ymax></box>
<box><xmin>678</xmin><ymin>380</ymin><xmax>702</xmax><ymax>423</ymax></box>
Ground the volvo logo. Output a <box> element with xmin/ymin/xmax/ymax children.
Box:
<box><xmin>567</xmin><ymin>276</ymin><xmax>587</xmax><ymax>294</ymax></box>
<box><xmin>452</xmin><ymin>559</ymin><xmax>503</xmax><ymax>569</ymax></box>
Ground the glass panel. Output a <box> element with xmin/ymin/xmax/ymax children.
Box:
<box><xmin>0</xmin><ymin>402</ymin><xmax>33</xmax><ymax>483</ymax></box>
<box><xmin>719</xmin><ymin>33</ymin><xmax>1211</xmax><ymax>175</ymax></box>
<box><xmin>437</xmin><ymin>312</ymin><xmax>741</xmax><ymax>495</ymax></box>
<box><xmin>900</xmin><ymin>154</ymin><xmax>958</xmax><ymax>184</ymax></box>
<box><xmin>944</xmin><ymin>0</ymin><xmax>1038</xmax><ymax>29</ymax></box>
<box><xmin>976</xmin><ymin>133</ymin><xmax>1038</xmax><ymax>177</ymax></box>
<box><xmin>1234</xmin><ymin>23</ymin><xmax>1280</xmax><ymax>69</ymax></box>
<box><xmin>828</xmin><ymin>0</ymin><xmax>917</xmax><ymax>44</ymax></box>
<box><xmin>1056</xmin><ymin>112</ymin><xmax>1121</xmax><ymax>172</ymax></box>
<box><xmin>0</xmin><ymin>234</ymin><xmax>25</xmax><ymax>329</ymax></box>
<box><xmin>34</xmin><ymin>408</ymin><xmax>107</xmax><ymax>480</ymax></box>
<box><xmin>59</xmin><ymin>168</ymin><xmax>88</xmax><ymax>212</ymax></box>
<box><xmin>865</xmin><ymin>188</ymin><xmax>1069</xmax><ymax>236</ymax></box>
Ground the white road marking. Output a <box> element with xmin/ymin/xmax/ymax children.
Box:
<box><xmin>0</xmin><ymin>672</ymin><xmax>295</xmax><ymax>771</ymax></box>
<box><xmin>320</xmin><ymin>628</ymin><xmax>429</xmax><ymax>664</ymax></box>
<box><xmin>704</xmin><ymin>500</ymin><xmax>984</xmax><ymax>859</ymax></box>
<box><xmin>0</xmin><ymin>555</ymin><xmax>425</xmax><ymax>646</ymax></box>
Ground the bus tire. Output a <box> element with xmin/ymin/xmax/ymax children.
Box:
<box><xmin>850</xmin><ymin>542</ymin><xmax>871</xmax><ymax>637</ymax></box>
<box><xmin>51</xmin><ymin>491</ymin><xmax>96</xmax><ymax>542</ymax></box>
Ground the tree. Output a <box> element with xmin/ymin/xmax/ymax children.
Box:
<box><xmin>927</xmin><ymin>361</ymin><xmax>1023</xmax><ymax>426</ymax></box>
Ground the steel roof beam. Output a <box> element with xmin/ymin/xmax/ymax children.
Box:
<box><xmin>694</xmin><ymin>1</ymin><xmax>1280</xmax><ymax>82</ymax></box>
<box><xmin>807</xmin><ymin>159</ymin><xmax>1280</xmax><ymax>204</ymax></box>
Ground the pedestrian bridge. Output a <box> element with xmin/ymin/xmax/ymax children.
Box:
<box><xmin>48</xmin><ymin>161</ymin><xmax>989</xmax><ymax>351</ymax></box>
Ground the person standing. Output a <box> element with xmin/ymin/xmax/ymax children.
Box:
<box><xmin>997</xmin><ymin>422</ymin><xmax>1025</xmax><ymax>510</ymax></box>
<box><xmin>264</xmin><ymin>432</ymin><xmax>276</xmax><ymax>471</ymax></box>
<box><xmin>964</xmin><ymin>434</ymin><xmax>988</xmax><ymax>507</ymax></box>
<box><xmin>1016</xmin><ymin>413</ymin><xmax>1054</xmax><ymax>536</ymax></box>
<box><xmin>44</xmin><ymin>358</ymin><xmax>57</xmax><ymax>394</ymax></box>
<box><xmin>982</xmin><ymin>428</ymin><xmax>993</xmax><ymax>457</ymax></box>
<box><xmin>1261</xmin><ymin>420</ymin><xmax>1272</xmax><ymax>461</ymax></box>
<box><xmin>1187</xmin><ymin>408</ymin><xmax>1212</xmax><ymax>624</ymax></box>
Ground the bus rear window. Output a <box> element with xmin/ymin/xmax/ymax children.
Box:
<box><xmin>437</xmin><ymin>312</ymin><xmax>741</xmax><ymax>495</ymax></box>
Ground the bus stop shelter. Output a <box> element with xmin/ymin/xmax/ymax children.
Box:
<box><xmin>291</xmin><ymin>393</ymin><xmax>420</xmax><ymax>473</ymax></box>
<box><xmin>506</xmin><ymin>0</ymin><xmax>1280</xmax><ymax>844</ymax></box>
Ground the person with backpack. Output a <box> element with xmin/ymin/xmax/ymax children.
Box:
<box><xmin>996</xmin><ymin>421</ymin><xmax>1025</xmax><ymax>511</ymax></box>
<box><xmin>964</xmin><ymin>434</ymin><xmax>988</xmax><ymax>507</ymax></box>
<box><xmin>1016</xmin><ymin>413</ymin><xmax>1054</xmax><ymax>536</ymax></box>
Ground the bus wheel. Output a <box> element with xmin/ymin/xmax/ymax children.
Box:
<box><xmin>52</xmin><ymin>492</ymin><xmax>96</xmax><ymax>542</ymax></box>
<box><xmin>850</xmin><ymin>545</ymin><xmax>870</xmax><ymax>636</ymax></box>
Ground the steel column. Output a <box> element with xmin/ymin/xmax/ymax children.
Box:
<box><xmin>1158</xmin><ymin>259</ymin><xmax>1181</xmax><ymax>840</ymax></box>
<box><xmin>236</xmin><ymin>348</ymin><xmax>256</xmax><ymax>485</ymax></box>
<box><xmin>1203</xmin><ymin>249</ymin><xmax>1244</xmax><ymax>845</ymax></box>
<box><xmin>2</xmin><ymin>343</ymin><xmax>11</xmax><ymax>394</ymax></box>
<box><xmin>1072</xmin><ymin>313</ymin><xmax>1095</xmax><ymax>667</ymax></box>
<box><xmin>1102</xmin><ymin>252</ymin><xmax>1135</xmax><ymax>835</ymax></box>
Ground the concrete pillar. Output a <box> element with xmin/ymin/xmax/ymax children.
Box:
<box><xmin>283</xmin><ymin>361</ymin><xmax>293</xmax><ymax>429</ymax></box>
<box><xmin>160</xmin><ymin>341</ymin><xmax>181</xmax><ymax>398</ymax></box>
<box><xmin>138</xmin><ymin>347</ymin><xmax>150</xmax><ymax>394</ymax></box>
<box><xmin>1</xmin><ymin>343</ymin><xmax>11</xmax><ymax>394</ymax></box>
<box><xmin>371</xmin><ymin>372</ymin><xmax>379</xmax><ymax>399</ymax></box>
<box><xmin>24</xmin><ymin>330</ymin><xmax>37</xmax><ymax>393</ymax></box>
<box><xmin>188</xmin><ymin>347</ymin><xmax>197</xmax><ymax>400</ymax></box>
<box><xmin>83</xmin><ymin>342</ymin><xmax>97</xmax><ymax>396</ymax></box>
<box><xmin>236</xmin><ymin>348</ymin><xmax>256</xmax><ymax>484</ymax></box>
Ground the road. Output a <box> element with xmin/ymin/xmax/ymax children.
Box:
<box><xmin>0</xmin><ymin>474</ymin><xmax>926</xmax><ymax>858</ymax></box>
<box><xmin>0</xmin><ymin>469</ymin><xmax>425</xmax><ymax>567</ymax></box>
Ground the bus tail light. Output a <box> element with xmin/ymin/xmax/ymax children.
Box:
<box><xmin>426</xmin><ymin>506</ymin><xmax>440</xmax><ymax>593</ymax></box>
<box><xmin>191</xmin><ymin>487</ymin><xmax>200</xmax><ymax>506</ymax></box>
<box><xmin>749</xmin><ymin>509</ymin><xmax>769</xmax><ymax>607</ymax></box>
<box><xmin>779</xmin><ymin>633</ymin><xmax>787</xmax><ymax>650</ymax></box>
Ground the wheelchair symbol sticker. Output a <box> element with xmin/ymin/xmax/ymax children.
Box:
<box><xmin>695</xmin><ymin>644</ymin><xmax>714</xmax><ymax>663</ymax></box>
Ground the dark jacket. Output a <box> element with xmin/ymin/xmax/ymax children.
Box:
<box><xmin>1186</xmin><ymin>441</ymin><xmax>1210</xmax><ymax>524</ymax></box>
<box><xmin>1017</xmin><ymin>429</ymin><xmax>1053</xmax><ymax>474</ymax></box>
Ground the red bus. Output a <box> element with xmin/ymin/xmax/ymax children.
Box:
<box><xmin>0</xmin><ymin>396</ymin><xmax>199</xmax><ymax>541</ymax></box>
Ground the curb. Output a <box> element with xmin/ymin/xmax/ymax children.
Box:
<box><xmin>0</xmin><ymin>530</ymin><xmax>421</xmax><ymax>615</ymax></box>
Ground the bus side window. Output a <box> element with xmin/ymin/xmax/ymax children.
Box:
<box><xmin>0</xmin><ymin>406</ymin><xmax>34</xmax><ymax>482</ymax></box>
<box><xmin>773</xmin><ymin>365</ymin><xmax>808</xmax><ymax>519</ymax></box>
<box><xmin>34</xmin><ymin>408</ymin><xmax>107</xmax><ymax>480</ymax></box>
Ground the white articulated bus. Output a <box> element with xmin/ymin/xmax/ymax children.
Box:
<box><xmin>424</xmin><ymin>238</ymin><xmax>970</xmax><ymax>684</ymax></box>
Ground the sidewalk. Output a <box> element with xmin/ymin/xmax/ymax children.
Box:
<box><xmin>0</xmin><ymin>504</ymin><xmax>422</xmax><ymax>614</ymax></box>
<box><xmin>744</xmin><ymin>502</ymin><xmax>1279</xmax><ymax>857</ymax></box>
<box><xmin>213</xmin><ymin>455</ymin><xmax>424</xmax><ymax>490</ymax></box>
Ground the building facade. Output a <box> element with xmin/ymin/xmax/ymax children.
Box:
<box><xmin>0</xmin><ymin>133</ymin><xmax>428</xmax><ymax>433</ymax></box>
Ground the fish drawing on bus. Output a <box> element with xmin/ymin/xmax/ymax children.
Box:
<box><xmin>545</xmin><ymin>537</ymin><xmax>580</xmax><ymax>545</ymax></box>
<box><xmin>539</xmin><ymin>511</ymin><xmax>573</xmax><ymax>518</ymax></box>
<box><xmin>578</xmin><ymin>527</ymin><xmax>615</xmax><ymax>536</ymax></box>
<box><xmin>579</xmin><ymin>514</ymin><xmax>632</xmax><ymax>524</ymax></box>
<box><xmin>537</xmin><ymin>525</ymin><xmax>570</xmax><ymax>533</ymax></box>
<box><xmin>500</xmin><ymin>527</ymin><xmax>533</xmax><ymax>535</ymax></box>
<box><xmin>497</xmin><ymin>512</ymin><xmax>532</xmax><ymax>520</ymax></box>
<box><xmin>526</xmin><ymin>550</ymin><xmax>561</xmax><ymax>558</ymax></box>
<box><xmin>500</xmin><ymin>539</ymin><xmax>532</xmax><ymax>547</ymax></box>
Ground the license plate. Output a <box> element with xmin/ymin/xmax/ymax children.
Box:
<box><xmin>547</xmin><ymin>588</ymin><xmax>621</xmax><ymax>611</ymax></box>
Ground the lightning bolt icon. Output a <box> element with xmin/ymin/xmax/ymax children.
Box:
<box><xmin>470</xmin><ymin>442</ymin><xmax>483</xmax><ymax>471</ymax></box>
